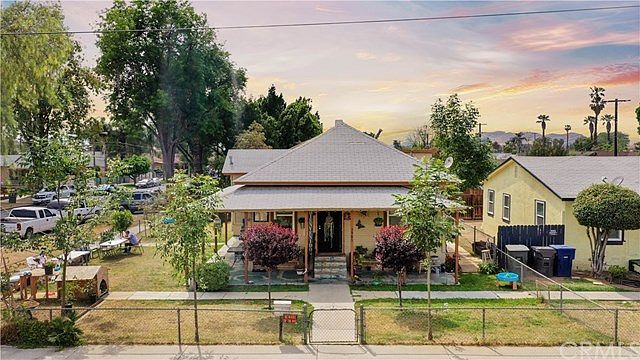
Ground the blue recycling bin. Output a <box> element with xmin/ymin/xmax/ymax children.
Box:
<box><xmin>550</xmin><ymin>245</ymin><xmax>576</xmax><ymax>277</ymax></box>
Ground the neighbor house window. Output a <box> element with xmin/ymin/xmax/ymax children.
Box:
<box><xmin>274</xmin><ymin>212</ymin><xmax>294</xmax><ymax>229</ymax></box>
<box><xmin>388</xmin><ymin>211</ymin><xmax>402</xmax><ymax>226</ymax></box>
<box><xmin>607</xmin><ymin>230</ymin><xmax>624</xmax><ymax>245</ymax></box>
<box><xmin>487</xmin><ymin>190</ymin><xmax>495</xmax><ymax>216</ymax></box>
<box><xmin>502</xmin><ymin>193</ymin><xmax>511</xmax><ymax>222</ymax></box>
<box><xmin>535</xmin><ymin>200</ymin><xmax>546</xmax><ymax>225</ymax></box>
<box><xmin>253</xmin><ymin>212</ymin><xmax>269</xmax><ymax>222</ymax></box>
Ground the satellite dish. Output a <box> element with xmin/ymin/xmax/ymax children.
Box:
<box><xmin>601</xmin><ymin>176</ymin><xmax>608</xmax><ymax>183</ymax></box>
<box><xmin>444</xmin><ymin>157</ymin><xmax>454</xmax><ymax>169</ymax></box>
<box><xmin>612</xmin><ymin>176</ymin><xmax>624</xmax><ymax>185</ymax></box>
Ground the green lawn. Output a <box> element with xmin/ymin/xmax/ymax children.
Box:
<box><xmin>351</xmin><ymin>273</ymin><xmax>626</xmax><ymax>292</ymax></box>
<box><xmin>358</xmin><ymin>298</ymin><xmax>618</xmax><ymax>345</ymax></box>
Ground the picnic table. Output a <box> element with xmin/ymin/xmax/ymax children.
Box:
<box><xmin>58</xmin><ymin>250</ymin><xmax>91</xmax><ymax>265</ymax></box>
<box><xmin>99</xmin><ymin>238</ymin><xmax>127</xmax><ymax>258</ymax></box>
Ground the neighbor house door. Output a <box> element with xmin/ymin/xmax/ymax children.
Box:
<box><xmin>317</xmin><ymin>211</ymin><xmax>342</xmax><ymax>253</ymax></box>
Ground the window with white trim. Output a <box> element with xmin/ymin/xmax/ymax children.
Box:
<box><xmin>502</xmin><ymin>193</ymin><xmax>511</xmax><ymax>222</ymax></box>
<box><xmin>535</xmin><ymin>200</ymin><xmax>546</xmax><ymax>225</ymax></box>
<box><xmin>253</xmin><ymin>212</ymin><xmax>269</xmax><ymax>222</ymax></box>
<box><xmin>388</xmin><ymin>211</ymin><xmax>402</xmax><ymax>226</ymax></box>
<box><xmin>607</xmin><ymin>230</ymin><xmax>624</xmax><ymax>245</ymax></box>
<box><xmin>274</xmin><ymin>212</ymin><xmax>294</xmax><ymax>229</ymax></box>
<box><xmin>487</xmin><ymin>190</ymin><xmax>495</xmax><ymax>216</ymax></box>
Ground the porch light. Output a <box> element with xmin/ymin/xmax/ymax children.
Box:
<box><xmin>213</xmin><ymin>216</ymin><xmax>222</xmax><ymax>229</ymax></box>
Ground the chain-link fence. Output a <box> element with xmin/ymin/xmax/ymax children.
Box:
<box><xmin>27</xmin><ymin>305</ymin><xmax>308</xmax><ymax>345</ymax></box>
<box><xmin>360</xmin><ymin>306</ymin><xmax>639</xmax><ymax>346</ymax></box>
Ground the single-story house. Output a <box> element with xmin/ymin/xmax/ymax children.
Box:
<box><xmin>220</xmin><ymin>120</ymin><xmax>452</xmax><ymax>282</ymax></box>
<box><xmin>482</xmin><ymin>156</ymin><xmax>640</xmax><ymax>271</ymax></box>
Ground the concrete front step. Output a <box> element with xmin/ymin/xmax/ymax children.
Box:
<box><xmin>314</xmin><ymin>255</ymin><xmax>348</xmax><ymax>281</ymax></box>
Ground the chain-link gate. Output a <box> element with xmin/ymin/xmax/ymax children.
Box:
<box><xmin>308</xmin><ymin>309</ymin><xmax>359</xmax><ymax>344</ymax></box>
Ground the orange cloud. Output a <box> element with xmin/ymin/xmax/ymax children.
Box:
<box><xmin>593</xmin><ymin>63</ymin><xmax>640</xmax><ymax>86</ymax></box>
<box><xmin>450</xmin><ymin>83</ymin><xmax>492</xmax><ymax>94</ymax></box>
<box><xmin>500</xmin><ymin>70</ymin><xmax>555</xmax><ymax>95</ymax></box>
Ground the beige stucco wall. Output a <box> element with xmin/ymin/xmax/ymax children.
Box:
<box><xmin>482</xmin><ymin>160</ymin><xmax>640</xmax><ymax>270</ymax></box>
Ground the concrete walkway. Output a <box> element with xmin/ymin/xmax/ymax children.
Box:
<box><xmin>308</xmin><ymin>283</ymin><xmax>357</xmax><ymax>343</ymax></box>
<box><xmin>3</xmin><ymin>345</ymin><xmax>638</xmax><ymax>359</ymax></box>
<box><xmin>104</xmin><ymin>289</ymin><xmax>640</xmax><ymax>302</ymax></box>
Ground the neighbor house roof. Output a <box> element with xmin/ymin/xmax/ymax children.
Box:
<box><xmin>222</xmin><ymin>149</ymin><xmax>288</xmax><ymax>175</ymax></box>
<box><xmin>234</xmin><ymin>120</ymin><xmax>418</xmax><ymax>185</ymax></box>
<box><xmin>219</xmin><ymin>185</ymin><xmax>408</xmax><ymax>211</ymax></box>
<box><xmin>493</xmin><ymin>156</ymin><xmax>640</xmax><ymax>200</ymax></box>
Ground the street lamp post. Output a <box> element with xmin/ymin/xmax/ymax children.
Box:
<box><xmin>564</xmin><ymin>125</ymin><xmax>571</xmax><ymax>152</ymax></box>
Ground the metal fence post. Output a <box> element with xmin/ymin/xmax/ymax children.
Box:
<box><xmin>49</xmin><ymin>308</ymin><xmax>53</xmax><ymax>321</ymax></box>
<box><xmin>177</xmin><ymin>309</ymin><xmax>182</xmax><ymax>346</ymax></box>
<box><xmin>359</xmin><ymin>305</ymin><xmax>366</xmax><ymax>344</ymax></box>
<box><xmin>613</xmin><ymin>309</ymin><xmax>619</xmax><ymax>345</ymax></box>
<box><xmin>482</xmin><ymin>308</ymin><xmax>486</xmax><ymax>343</ymax></box>
<box><xmin>473</xmin><ymin>225</ymin><xmax>477</xmax><ymax>243</ymax></box>
<box><xmin>302</xmin><ymin>304</ymin><xmax>308</xmax><ymax>344</ymax></box>
<box><xmin>559</xmin><ymin>288</ymin><xmax>563</xmax><ymax>312</ymax></box>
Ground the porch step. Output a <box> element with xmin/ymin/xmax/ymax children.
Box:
<box><xmin>314</xmin><ymin>255</ymin><xmax>348</xmax><ymax>281</ymax></box>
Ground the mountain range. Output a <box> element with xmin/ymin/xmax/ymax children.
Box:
<box><xmin>481</xmin><ymin>131</ymin><xmax>586</xmax><ymax>146</ymax></box>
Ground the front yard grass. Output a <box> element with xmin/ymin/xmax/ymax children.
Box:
<box><xmin>77</xmin><ymin>299</ymin><xmax>308</xmax><ymax>345</ymax></box>
<box><xmin>358</xmin><ymin>298</ymin><xmax>626</xmax><ymax>345</ymax></box>
<box><xmin>351</xmin><ymin>273</ymin><xmax>626</xmax><ymax>292</ymax></box>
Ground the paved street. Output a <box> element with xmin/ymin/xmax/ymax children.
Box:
<box><xmin>3</xmin><ymin>345</ymin><xmax>639</xmax><ymax>359</ymax></box>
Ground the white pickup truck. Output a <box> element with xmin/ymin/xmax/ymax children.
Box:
<box><xmin>46</xmin><ymin>199</ymin><xmax>101</xmax><ymax>222</ymax></box>
<box><xmin>0</xmin><ymin>206</ymin><xmax>60</xmax><ymax>238</ymax></box>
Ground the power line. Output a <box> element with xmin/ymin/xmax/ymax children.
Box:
<box><xmin>1</xmin><ymin>5</ymin><xmax>637</xmax><ymax>36</ymax></box>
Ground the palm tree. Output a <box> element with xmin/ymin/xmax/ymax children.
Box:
<box><xmin>601</xmin><ymin>114</ymin><xmax>614</xmax><ymax>143</ymax></box>
<box><xmin>584</xmin><ymin>116</ymin><xmax>596</xmax><ymax>141</ymax></box>
<box><xmin>589</xmin><ymin>86</ymin><xmax>605</xmax><ymax>141</ymax></box>
<box><xmin>514</xmin><ymin>132</ymin><xmax>526</xmax><ymax>154</ymax></box>
<box><xmin>536</xmin><ymin>114</ymin><xmax>550</xmax><ymax>145</ymax></box>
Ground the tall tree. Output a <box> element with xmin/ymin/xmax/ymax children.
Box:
<box><xmin>589</xmin><ymin>86</ymin><xmax>606</xmax><ymax>140</ymax></box>
<box><xmin>429</xmin><ymin>94</ymin><xmax>495</xmax><ymax>190</ymax></box>
<box><xmin>1</xmin><ymin>2</ymin><xmax>99</xmax><ymax>154</ymax></box>
<box><xmin>536</xmin><ymin>114</ymin><xmax>550</xmax><ymax>150</ymax></box>
<box><xmin>277</xmin><ymin>97</ymin><xmax>322</xmax><ymax>148</ymax></box>
<box><xmin>96</xmin><ymin>0</ymin><xmax>246</xmax><ymax>177</ymax></box>
<box><xmin>601</xmin><ymin>114</ymin><xmax>614</xmax><ymax>143</ymax></box>
<box><xmin>406</xmin><ymin>124</ymin><xmax>431</xmax><ymax>149</ymax></box>
<box><xmin>529</xmin><ymin>138</ymin><xmax>566</xmax><ymax>156</ymax></box>
<box><xmin>636</xmin><ymin>105</ymin><xmax>640</xmax><ymax>136</ymax></box>
<box><xmin>584</xmin><ymin>116</ymin><xmax>596</xmax><ymax>141</ymax></box>
<box><xmin>234</xmin><ymin>122</ymin><xmax>271</xmax><ymax>149</ymax></box>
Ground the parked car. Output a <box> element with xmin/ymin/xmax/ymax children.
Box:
<box><xmin>31</xmin><ymin>185</ymin><xmax>76</xmax><ymax>205</ymax></box>
<box><xmin>149</xmin><ymin>177</ymin><xmax>162</xmax><ymax>187</ymax></box>
<box><xmin>0</xmin><ymin>206</ymin><xmax>60</xmax><ymax>238</ymax></box>
<box><xmin>135</xmin><ymin>179</ymin><xmax>150</xmax><ymax>188</ymax></box>
<box><xmin>121</xmin><ymin>190</ymin><xmax>156</xmax><ymax>213</ymax></box>
<box><xmin>46</xmin><ymin>199</ymin><xmax>101</xmax><ymax>222</ymax></box>
<box><xmin>96</xmin><ymin>184</ymin><xmax>115</xmax><ymax>193</ymax></box>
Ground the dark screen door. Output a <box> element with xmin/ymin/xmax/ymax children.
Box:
<box><xmin>317</xmin><ymin>211</ymin><xmax>342</xmax><ymax>253</ymax></box>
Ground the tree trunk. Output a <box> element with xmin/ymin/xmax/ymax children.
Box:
<box><xmin>268</xmin><ymin>269</ymin><xmax>272</xmax><ymax>309</ymax></box>
<box><xmin>192</xmin><ymin>257</ymin><xmax>200</xmax><ymax>343</ymax></box>
<box><xmin>426</xmin><ymin>253</ymin><xmax>433</xmax><ymax>341</ymax></box>
<box><xmin>159</xmin><ymin>139</ymin><xmax>175</xmax><ymax>179</ymax></box>
<box><xmin>594</xmin><ymin>114</ymin><xmax>599</xmax><ymax>142</ymax></box>
<box><xmin>397</xmin><ymin>271</ymin><xmax>403</xmax><ymax>307</ymax></box>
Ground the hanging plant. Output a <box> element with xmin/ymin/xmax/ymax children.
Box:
<box><xmin>373</xmin><ymin>217</ymin><xmax>384</xmax><ymax>227</ymax></box>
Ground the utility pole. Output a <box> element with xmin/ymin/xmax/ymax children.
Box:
<box><xmin>564</xmin><ymin>125</ymin><xmax>571</xmax><ymax>152</ymax></box>
<box><xmin>477</xmin><ymin>123</ymin><xmax>487</xmax><ymax>138</ymax></box>
<box><xmin>603</xmin><ymin>98</ymin><xmax>631</xmax><ymax>156</ymax></box>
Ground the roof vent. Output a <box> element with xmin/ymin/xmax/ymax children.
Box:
<box><xmin>335</xmin><ymin>119</ymin><xmax>344</xmax><ymax>126</ymax></box>
<box><xmin>229</xmin><ymin>155</ymin><xmax>233</xmax><ymax>165</ymax></box>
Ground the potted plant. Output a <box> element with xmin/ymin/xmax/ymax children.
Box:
<box><xmin>43</xmin><ymin>261</ymin><xmax>56</xmax><ymax>276</ymax></box>
<box><xmin>373</xmin><ymin>216</ymin><xmax>384</xmax><ymax>227</ymax></box>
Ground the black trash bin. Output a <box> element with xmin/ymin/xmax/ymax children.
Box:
<box><xmin>505</xmin><ymin>244</ymin><xmax>529</xmax><ymax>273</ymax></box>
<box><xmin>549</xmin><ymin>245</ymin><xmax>576</xmax><ymax>277</ymax></box>
<box><xmin>530</xmin><ymin>246</ymin><xmax>556</xmax><ymax>277</ymax></box>
<box><xmin>8</xmin><ymin>192</ymin><xmax>17</xmax><ymax>203</ymax></box>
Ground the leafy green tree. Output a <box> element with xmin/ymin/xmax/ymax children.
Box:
<box><xmin>152</xmin><ymin>173</ymin><xmax>220</xmax><ymax>342</ymax></box>
<box><xmin>277</xmin><ymin>97</ymin><xmax>322</xmax><ymax>148</ymax></box>
<box><xmin>96</xmin><ymin>0</ymin><xmax>246</xmax><ymax>177</ymax></box>
<box><xmin>573</xmin><ymin>137</ymin><xmax>596</xmax><ymax>152</ymax></box>
<box><xmin>595</xmin><ymin>132</ymin><xmax>630</xmax><ymax>151</ymax></box>
<box><xmin>1</xmin><ymin>2</ymin><xmax>99</xmax><ymax>155</ymax></box>
<box><xmin>394</xmin><ymin>158</ymin><xmax>465</xmax><ymax>339</ymax></box>
<box><xmin>122</xmin><ymin>155</ymin><xmax>151</xmax><ymax>182</ymax></box>
<box><xmin>503</xmin><ymin>132</ymin><xmax>527</xmax><ymax>155</ymax></box>
<box><xmin>529</xmin><ymin>138</ymin><xmax>566</xmax><ymax>156</ymax></box>
<box><xmin>589</xmin><ymin>86</ymin><xmax>606</xmax><ymax>141</ymax></box>
<box><xmin>573</xmin><ymin>183</ymin><xmax>640</xmax><ymax>276</ymax></box>
<box><xmin>429</xmin><ymin>94</ymin><xmax>495</xmax><ymax>190</ymax></box>
<box><xmin>234</xmin><ymin>122</ymin><xmax>271</xmax><ymax>149</ymax></box>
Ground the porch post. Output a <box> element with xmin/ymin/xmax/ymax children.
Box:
<box><xmin>224</xmin><ymin>212</ymin><xmax>229</xmax><ymax>246</ymax></box>
<box><xmin>350</xmin><ymin>211</ymin><xmax>355</xmax><ymax>279</ymax></box>
<box><xmin>314</xmin><ymin>211</ymin><xmax>318</xmax><ymax>256</ymax></box>
<box><xmin>454</xmin><ymin>211</ymin><xmax>460</xmax><ymax>284</ymax></box>
<box><xmin>244</xmin><ymin>212</ymin><xmax>249</xmax><ymax>284</ymax></box>
<box><xmin>304</xmin><ymin>212</ymin><xmax>309</xmax><ymax>283</ymax></box>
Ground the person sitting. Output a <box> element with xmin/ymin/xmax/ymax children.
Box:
<box><xmin>123</xmin><ymin>230</ymin><xmax>140</xmax><ymax>254</ymax></box>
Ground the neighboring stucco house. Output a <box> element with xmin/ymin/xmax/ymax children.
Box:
<box><xmin>482</xmin><ymin>156</ymin><xmax>640</xmax><ymax>271</ymax></box>
<box><xmin>220</xmin><ymin>120</ymin><xmax>451</xmax><ymax>282</ymax></box>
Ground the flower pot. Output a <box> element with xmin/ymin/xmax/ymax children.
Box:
<box><xmin>44</xmin><ymin>265</ymin><xmax>54</xmax><ymax>276</ymax></box>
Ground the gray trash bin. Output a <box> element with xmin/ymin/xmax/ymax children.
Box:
<box><xmin>505</xmin><ymin>244</ymin><xmax>529</xmax><ymax>273</ymax></box>
<box><xmin>530</xmin><ymin>246</ymin><xmax>556</xmax><ymax>277</ymax></box>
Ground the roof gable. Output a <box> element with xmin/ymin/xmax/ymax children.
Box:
<box><xmin>234</xmin><ymin>120</ymin><xmax>418</xmax><ymax>185</ymax></box>
<box><xmin>489</xmin><ymin>156</ymin><xmax>640</xmax><ymax>200</ymax></box>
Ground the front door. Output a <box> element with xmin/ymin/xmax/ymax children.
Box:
<box><xmin>317</xmin><ymin>211</ymin><xmax>342</xmax><ymax>253</ymax></box>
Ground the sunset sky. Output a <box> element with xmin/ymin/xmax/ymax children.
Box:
<box><xmin>57</xmin><ymin>1</ymin><xmax>639</xmax><ymax>143</ymax></box>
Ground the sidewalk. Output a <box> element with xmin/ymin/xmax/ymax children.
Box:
<box><xmin>104</xmin><ymin>289</ymin><xmax>640</xmax><ymax>302</ymax></box>
<box><xmin>2</xmin><ymin>344</ymin><xmax>638</xmax><ymax>359</ymax></box>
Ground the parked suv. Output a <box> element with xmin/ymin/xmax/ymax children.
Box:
<box><xmin>121</xmin><ymin>190</ymin><xmax>156</xmax><ymax>213</ymax></box>
<box><xmin>31</xmin><ymin>185</ymin><xmax>76</xmax><ymax>205</ymax></box>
